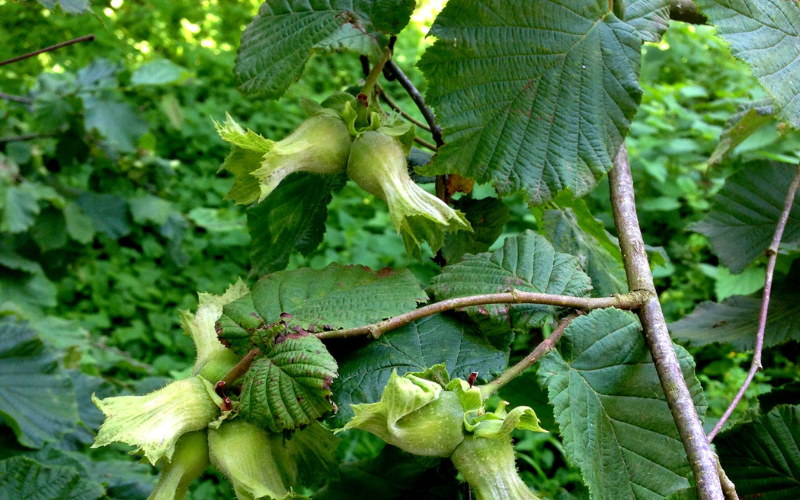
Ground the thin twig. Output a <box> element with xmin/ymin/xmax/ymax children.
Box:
<box><xmin>376</xmin><ymin>84</ymin><xmax>431</xmax><ymax>131</ymax></box>
<box><xmin>384</xmin><ymin>59</ymin><xmax>443</xmax><ymax>147</ymax></box>
<box><xmin>316</xmin><ymin>290</ymin><xmax>647</xmax><ymax>341</ymax></box>
<box><xmin>706</xmin><ymin>163</ymin><xmax>800</xmax><ymax>443</ymax></box>
<box><xmin>479</xmin><ymin>313</ymin><xmax>580</xmax><ymax>398</ymax></box>
<box><xmin>0</xmin><ymin>133</ymin><xmax>53</xmax><ymax>143</ymax></box>
<box><xmin>0</xmin><ymin>35</ymin><xmax>96</xmax><ymax>67</ymax></box>
<box><xmin>218</xmin><ymin>348</ymin><xmax>260</xmax><ymax>387</ymax></box>
<box><xmin>414</xmin><ymin>136</ymin><xmax>437</xmax><ymax>152</ymax></box>
<box><xmin>610</xmin><ymin>143</ymin><xmax>724</xmax><ymax>500</ymax></box>
<box><xmin>0</xmin><ymin>92</ymin><xmax>34</xmax><ymax>104</ymax></box>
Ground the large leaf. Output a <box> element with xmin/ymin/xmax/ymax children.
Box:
<box><xmin>235</xmin><ymin>0</ymin><xmax>416</xmax><ymax>98</ymax></box>
<box><xmin>313</xmin><ymin>445</ymin><xmax>458</xmax><ymax>499</ymax></box>
<box><xmin>538</xmin><ymin>308</ymin><xmax>707</xmax><ymax>500</ymax></box>
<box><xmin>716</xmin><ymin>405</ymin><xmax>800</xmax><ymax>500</ymax></box>
<box><xmin>76</xmin><ymin>192</ymin><xmax>131</xmax><ymax>240</ymax></box>
<box><xmin>82</xmin><ymin>95</ymin><xmax>149</xmax><ymax>153</ymax></box>
<box><xmin>0</xmin><ymin>318</ymin><xmax>80</xmax><ymax>448</ymax></box>
<box><xmin>429</xmin><ymin>230</ymin><xmax>592</xmax><ymax>332</ymax></box>
<box><xmin>625</xmin><ymin>0</ymin><xmax>670</xmax><ymax>43</ymax></box>
<box><xmin>692</xmin><ymin>162</ymin><xmax>800</xmax><ymax>274</ymax></box>
<box><xmin>441</xmin><ymin>196</ymin><xmax>510</xmax><ymax>265</ymax></box>
<box><xmin>543</xmin><ymin>207</ymin><xmax>627</xmax><ymax>297</ymax></box>
<box><xmin>249</xmin><ymin>173</ymin><xmax>345</xmax><ymax>276</ymax></box>
<box><xmin>328</xmin><ymin>313</ymin><xmax>509</xmax><ymax>427</ymax></box>
<box><xmin>0</xmin><ymin>457</ymin><xmax>105</xmax><ymax>500</ymax></box>
<box><xmin>239</xmin><ymin>332</ymin><xmax>338</xmax><ymax>432</ymax></box>
<box><xmin>668</xmin><ymin>291</ymin><xmax>800</xmax><ymax>351</ymax></box>
<box><xmin>417</xmin><ymin>0</ymin><xmax>643</xmax><ymax>204</ymax></box>
<box><xmin>235</xmin><ymin>263</ymin><xmax>425</xmax><ymax>331</ymax></box>
<box><xmin>695</xmin><ymin>0</ymin><xmax>800</xmax><ymax>129</ymax></box>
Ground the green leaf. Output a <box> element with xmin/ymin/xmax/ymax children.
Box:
<box><xmin>235</xmin><ymin>0</ymin><xmax>415</xmax><ymax>98</ymax></box>
<box><xmin>30</xmin><ymin>208</ymin><xmax>68</xmax><ymax>251</ymax></box>
<box><xmin>543</xmin><ymin>207</ymin><xmax>627</xmax><ymax>297</ymax></box>
<box><xmin>63</xmin><ymin>202</ymin><xmax>95</xmax><ymax>244</ymax></box>
<box><xmin>692</xmin><ymin>162</ymin><xmax>800</xmax><ymax>273</ymax></box>
<box><xmin>441</xmin><ymin>197</ymin><xmax>510</xmax><ymax>265</ymax></box>
<box><xmin>429</xmin><ymin>230</ymin><xmax>592</xmax><ymax>332</ymax></box>
<box><xmin>76</xmin><ymin>192</ymin><xmax>130</xmax><ymax>239</ymax></box>
<box><xmin>716</xmin><ymin>405</ymin><xmax>800</xmax><ymax>500</ymax></box>
<box><xmin>313</xmin><ymin>445</ymin><xmax>458</xmax><ymax>500</ymax></box>
<box><xmin>695</xmin><ymin>0</ymin><xmax>800</xmax><ymax>129</ymax></box>
<box><xmin>708</xmin><ymin>99</ymin><xmax>775</xmax><ymax>166</ymax></box>
<box><xmin>239</xmin><ymin>333</ymin><xmax>338</xmax><ymax>432</ymax></box>
<box><xmin>497</xmin><ymin>371</ymin><xmax>556</xmax><ymax>432</ymax></box>
<box><xmin>417</xmin><ymin>0</ymin><xmax>643</xmax><ymax>204</ymax></box>
<box><xmin>668</xmin><ymin>291</ymin><xmax>800</xmax><ymax>351</ymax></box>
<box><xmin>36</xmin><ymin>0</ymin><xmax>92</xmax><ymax>15</ymax></box>
<box><xmin>624</xmin><ymin>0</ymin><xmax>670</xmax><ymax>42</ymax></box>
<box><xmin>0</xmin><ymin>457</ymin><xmax>105</xmax><ymax>500</ymax></box>
<box><xmin>1</xmin><ymin>185</ymin><xmax>40</xmax><ymax>233</ymax></box>
<box><xmin>82</xmin><ymin>95</ymin><xmax>149</xmax><ymax>153</ymax></box>
<box><xmin>248</xmin><ymin>173</ymin><xmax>345</xmax><ymax>275</ymax></box>
<box><xmin>538</xmin><ymin>308</ymin><xmax>707</xmax><ymax>500</ymax></box>
<box><xmin>238</xmin><ymin>263</ymin><xmax>425</xmax><ymax>331</ymax></box>
<box><xmin>0</xmin><ymin>318</ymin><xmax>80</xmax><ymax>448</ymax></box>
<box><xmin>130</xmin><ymin>59</ymin><xmax>191</xmax><ymax>86</ymax></box>
<box><xmin>128</xmin><ymin>195</ymin><xmax>173</xmax><ymax>226</ymax></box>
<box><xmin>329</xmin><ymin>313</ymin><xmax>509</xmax><ymax>427</ymax></box>
<box><xmin>0</xmin><ymin>270</ymin><xmax>58</xmax><ymax>311</ymax></box>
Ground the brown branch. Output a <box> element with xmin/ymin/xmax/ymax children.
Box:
<box><xmin>670</xmin><ymin>0</ymin><xmax>707</xmax><ymax>25</ymax></box>
<box><xmin>479</xmin><ymin>313</ymin><xmax>580</xmax><ymax>398</ymax></box>
<box><xmin>414</xmin><ymin>136</ymin><xmax>437</xmax><ymax>152</ymax></box>
<box><xmin>706</xmin><ymin>163</ymin><xmax>800</xmax><ymax>443</ymax></box>
<box><xmin>315</xmin><ymin>290</ymin><xmax>648</xmax><ymax>341</ymax></box>
<box><xmin>384</xmin><ymin>60</ymin><xmax>443</xmax><ymax>147</ymax></box>
<box><xmin>0</xmin><ymin>92</ymin><xmax>34</xmax><ymax>104</ymax></box>
<box><xmin>376</xmin><ymin>84</ymin><xmax>432</xmax><ymax>132</ymax></box>
<box><xmin>218</xmin><ymin>348</ymin><xmax>260</xmax><ymax>387</ymax></box>
<box><xmin>610</xmin><ymin>144</ymin><xmax>724</xmax><ymax>500</ymax></box>
<box><xmin>0</xmin><ymin>35</ymin><xmax>96</xmax><ymax>67</ymax></box>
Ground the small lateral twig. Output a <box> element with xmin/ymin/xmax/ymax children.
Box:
<box><xmin>384</xmin><ymin>59</ymin><xmax>443</xmax><ymax>147</ymax></box>
<box><xmin>0</xmin><ymin>133</ymin><xmax>50</xmax><ymax>143</ymax></box>
<box><xmin>0</xmin><ymin>34</ymin><xmax>96</xmax><ymax>67</ymax></box>
<box><xmin>316</xmin><ymin>290</ymin><xmax>647</xmax><ymax>341</ymax></box>
<box><xmin>218</xmin><ymin>348</ymin><xmax>260</xmax><ymax>387</ymax></box>
<box><xmin>610</xmin><ymin>143</ymin><xmax>724</xmax><ymax>500</ymax></box>
<box><xmin>414</xmin><ymin>136</ymin><xmax>437</xmax><ymax>152</ymax></box>
<box><xmin>376</xmin><ymin>84</ymin><xmax>432</xmax><ymax>132</ymax></box>
<box><xmin>479</xmin><ymin>313</ymin><xmax>580</xmax><ymax>398</ymax></box>
<box><xmin>706</xmin><ymin>163</ymin><xmax>800</xmax><ymax>443</ymax></box>
<box><xmin>716</xmin><ymin>455</ymin><xmax>739</xmax><ymax>500</ymax></box>
<box><xmin>0</xmin><ymin>92</ymin><xmax>33</xmax><ymax>104</ymax></box>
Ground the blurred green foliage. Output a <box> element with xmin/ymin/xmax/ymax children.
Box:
<box><xmin>1</xmin><ymin>2</ymin><xmax>799</xmax><ymax>499</ymax></box>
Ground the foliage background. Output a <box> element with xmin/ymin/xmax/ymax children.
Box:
<box><xmin>1</xmin><ymin>1</ymin><xmax>798</xmax><ymax>498</ymax></box>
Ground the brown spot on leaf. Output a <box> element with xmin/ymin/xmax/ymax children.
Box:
<box><xmin>280</xmin><ymin>312</ymin><xmax>292</xmax><ymax>319</ymax></box>
<box><xmin>377</xmin><ymin>267</ymin><xmax>395</xmax><ymax>278</ymax></box>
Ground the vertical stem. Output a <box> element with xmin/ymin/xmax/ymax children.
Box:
<box><xmin>706</xmin><ymin>163</ymin><xmax>800</xmax><ymax>442</ymax></box>
<box><xmin>609</xmin><ymin>144</ymin><xmax>723</xmax><ymax>500</ymax></box>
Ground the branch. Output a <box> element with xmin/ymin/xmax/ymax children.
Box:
<box><xmin>376</xmin><ymin>84</ymin><xmax>432</xmax><ymax>132</ymax></box>
<box><xmin>479</xmin><ymin>313</ymin><xmax>580</xmax><ymax>398</ymax></box>
<box><xmin>0</xmin><ymin>35</ymin><xmax>96</xmax><ymax>67</ymax></box>
<box><xmin>670</xmin><ymin>0</ymin><xmax>707</xmax><ymax>25</ymax></box>
<box><xmin>384</xmin><ymin>60</ymin><xmax>443</xmax><ymax>147</ymax></box>
<box><xmin>716</xmin><ymin>455</ymin><xmax>739</xmax><ymax>500</ymax></box>
<box><xmin>218</xmin><ymin>348</ymin><xmax>260</xmax><ymax>387</ymax></box>
<box><xmin>706</xmin><ymin>163</ymin><xmax>800</xmax><ymax>443</ymax></box>
<box><xmin>0</xmin><ymin>92</ymin><xmax>34</xmax><ymax>104</ymax></box>
<box><xmin>316</xmin><ymin>290</ymin><xmax>648</xmax><ymax>341</ymax></box>
<box><xmin>0</xmin><ymin>133</ymin><xmax>48</xmax><ymax>143</ymax></box>
<box><xmin>414</xmin><ymin>136</ymin><xmax>437</xmax><ymax>152</ymax></box>
<box><xmin>609</xmin><ymin>144</ymin><xmax>724</xmax><ymax>500</ymax></box>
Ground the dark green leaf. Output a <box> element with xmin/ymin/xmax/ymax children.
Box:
<box><xmin>625</xmin><ymin>0</ymin><xmax>670</xmax><ymax>42</ymax></box>
<box><xmin>429</xmin><ymin>230</ymin><xmax>592</xmax><ymax>332</ymax></box>
<box><xmin>329</xmin><ymin>313</ymin><xmax>508</xmax><ymax>427</ymax></box>
<box><xmin>759</xmin><ymin>382</ymin><xmax>800</xmax><ymax>414</ymax></box>
<box><xmin>497</xmin><ymin>371</ymin><xmax>556</xmax><ymax>432</ymax></box>
<box><xmin>248</xmin><ymin>173</ymin><xmax>345</xmax><ymax>275</ymax></box>
<box><xmin>63</xmin><ymin>203</ymin><xmax>95</xmax><ymax>244</ymax></box>
<box><xmin>235</xmin><ymin>0</ymin><xmax>415</xmax><ymax>98</ymax></box>
<box><xmin>243</xmin><ymin>263</ymin><xmax>425</xmax><ymax>330</ymax></box>
<box><xmin>0</xmin><ymin>457</ymin><xmax>105</xmax><ymax>500</ymax></box>
<box><xmin>30</xmin><ymin>208</ymin><xmax>68</xmax><ymax>251</ymax></box>
<box><xmin>0</xmin><ymin>318</ymin><xmax>80</xmax><ymax>448</ymax></box>
<box><xmin>239</xmin><ymin>333</ymin><xmax>338</xmax><ymax>432</ymax></box>
<box><xmin>716</xmin><ymin>405</ymin><xmax>800</xmax><ymax>500</ymax></box>
<box><xmin>708</xmin><ymin>99</ymin><xmax>775</xmax><ymax>166</ymax></box>
<box><xmin>1</xmin><ymin>185</ymin><xmax>40</xmax><ymax>233</ymax></box>
<box><xmin>76</xmin><ymin>192</ymin><xmax>130</xmax><ymax>239</ymax></box>
<box><xmin>668</xmin><ymin>292</ymin><xmax>800</xmax><ymax>351</ymax></box>
<box><xmin>417</xmin><ymin>0</ymin><xmax>643</xmax><ymax>204</ymax></box>
<box><xmin>0</xmin><ymin>270</ymin><xmax>58</xmax><ymax>312</ymax></box>
<box><xmin>82</xmin><ymin>94</ymin><xmax>149</xmax><ymax>153</ymax></box>
<box><xmin>538</xmin><ymin>308</ymin><xmax>707</xmax><ymax>500</ymax></box>
<box><xmin>695</xmin><ymin>0</ymin><xmax>800</xmax><ymax>129</ymax></box>
<box><xmin>313</xmin><ymin>445</ymin><xmax>458</xmax><ymax>500</ymax></box>
<box><xmin>692</xmin><ymin>162</ymin><xmax>800</xmax><ymax>273</ymax></box>
<box><xmin>441</xmin><ymin>197</ymin><xmax>510</xmax><ymax>264</ymax></box>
